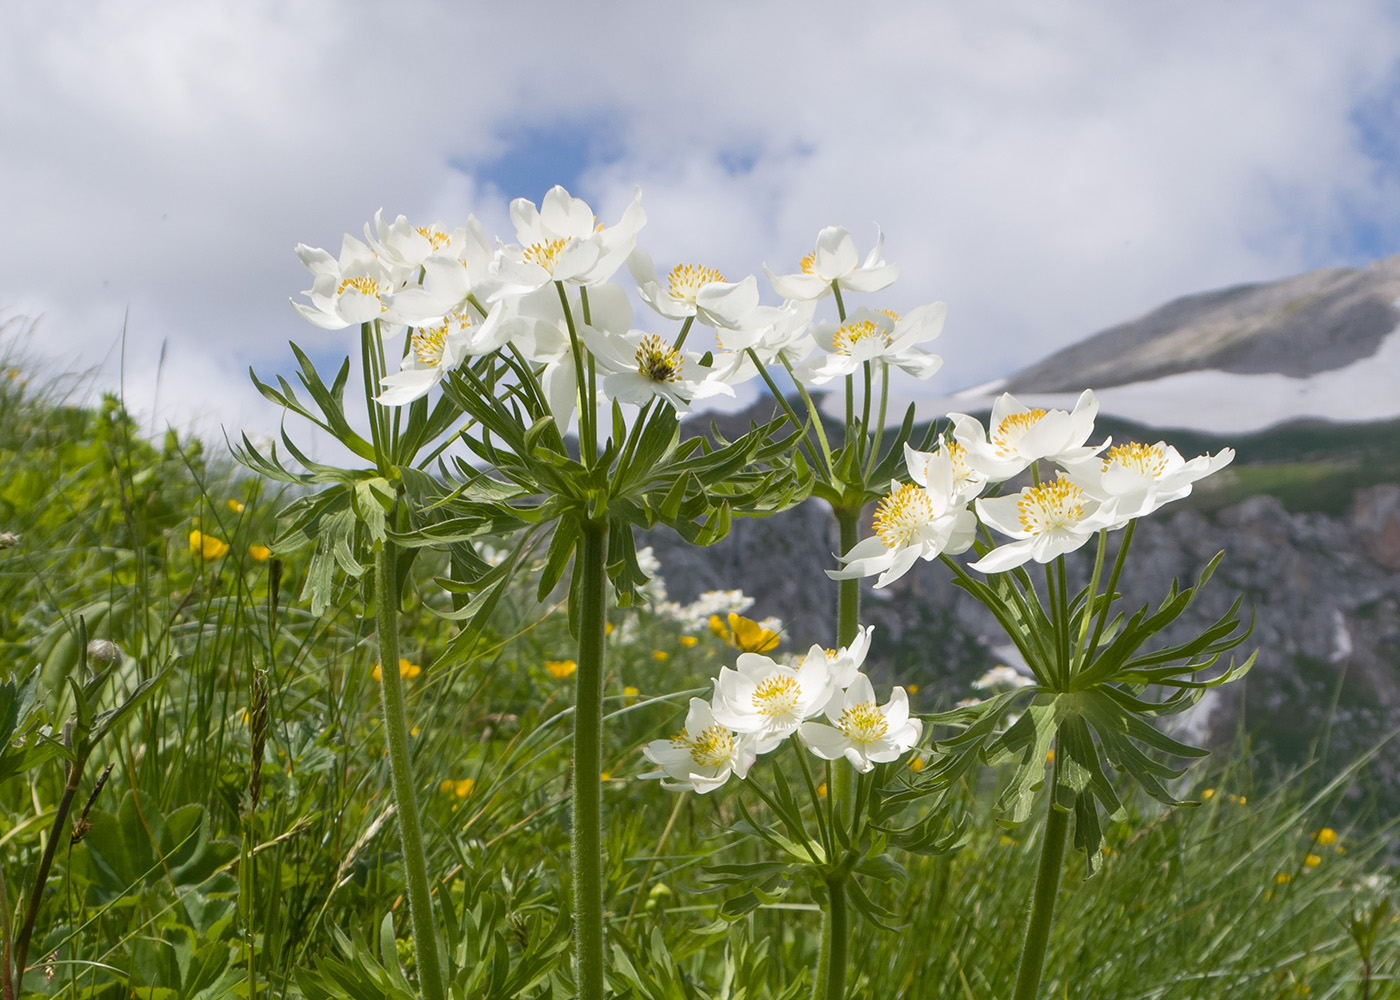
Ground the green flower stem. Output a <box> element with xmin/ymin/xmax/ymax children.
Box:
<box><xmin>374</xmin><ymin>541</ymin><xmax>447</xmax><ymax>1000</ymax></box>
<box><xmin>1088</xmin><ymin>520</ymin><xmax>1135</xmax><ymax>656</ymax></box>
<box><xmin>572</xmin><ymin>520</ymin><xmax>610</xmax><ymax>1000</ymax></box>
<box><xmin>810</xmin><ymin>507</ymin><xmax>863</xmax><ymax>1000</ymax></box>
<box><xmin>1012</xmin><ymin>753</ymin><xmax>1069</xmax><ymax>1000</ymax></box>
<box><xmin>814</xmin><ymin>877</ymin><xmax>849</xmax><ymax>1000</ymax></box>
<box><xmin>555</xmin><ymin>281</ymin><xmax>596</xmax><ymax>466</ymax></box>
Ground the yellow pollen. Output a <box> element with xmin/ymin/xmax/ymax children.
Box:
<box><xmin>412</xmin><ymin>327</ymin><xmax>448</xmax><ymax>367</ymax></box>
<box><xmin>992</xmin><ymin>409</ymin><xmax>1048</xmax><ymax>457</ymax></box>
<box><xmin>1104</xmin><ymin>442</ymin><xmax>1168</xmax><ymax>478</ymax></box>
<box><xmin>879</xmin><ymin>308</ymin><xmax>903</xmax><ymax>323</ymax></box>
<box><xmin>838</xmin><ymin>702</ymin><xmax>888</xmax><ymax>744</ymax></box>
<box><xmin>872</xmin><ymin>483</ymin><xmax>935</xmax><ymax>549</ymax></box>
<box><xmin>833</xmin><ymin>319</ymin><xmax>891</xmax><ymax>355</ymax></box>
<box><xmin>635</xmin><ymin>334</ymin><xmax>683</xmax><ymax>384</ymax></box>
<box><xmin>415</xmin><ymin>226</ymin><xmax>451</xmax><ymax>251</ymax></box>
<box><xmin>752</xmin><ymin>675</ymin><xmax>801</xmax><ymax>717</ymax></box>
<box><xmin>944</xmin><ymin>439</ymin><xmax>973</xmax><ymax>479</ymax></box>
<box><xmin>523</xmin><ymin>238</ymin><xmax>568</xmax><ymax>273</ymax></box>
<box><xmin>672</xmin><ymin>725</ymin><xmax>735</xmax><ymax>768</ymax></box>
<box><xmin>666</xmin><ymin>263</ymin><xmax>726</xmax><ymax>304</ymax></box>
<box><xmin>337</xmin><ymin>275</ymin><xmax>384</xmax><ymax>306</ymax></box>
<box><xmin>1016</xmin><ymin>476</ymin><xmax>1088</xmax><ymax>535</ymax></box>
<box><xmin>799</xmin><ymin>251</ymin><xmax>817</xmax><ymax>274</ymax></box>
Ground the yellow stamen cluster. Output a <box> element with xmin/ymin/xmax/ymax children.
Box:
<box><xmin>1016</xmin><ymin>476</ymin><xmax>1088</xmax><ymax>535</ymax></box>
<box><xmin>799</xmin><ymin>251</ymin><xmax>817</xmax><ymax>274</ymax></box>
<box><xmin>523</xmin><ymin>238</ymin><xmax>568</xmax><ymax>273</ymax></box>
<box><xmin>337</xmin><ymin>275</ymin><xmax>385</xmax><ymax>307</ymax></box>
<box><xmin>1104</xmin><ymin>441</ymin><xmax>1167</xmax><ymax>479</ymax></box>
<box><xmin>838</xmin><ymin>701</ymin><xmax>888</xmax><ymax>744</ymax></box>
<box><xmin>635</xmin><ymin>334</ymin><xmax>684</xmax><ymax>384</ymax></box>
<box><xmin>412</xmin><ymin>327</ymin><xmax>448</xmax><ymax>367</ymax></box>
<box><xmin>833</xmin><ymin>319</ymin><xmax>890</xmax><ymax>355</ymax></box>
<box><xmin>415</xmin><ymin>226</ymin><xmax>451</xmax><ymax>251</ymax></box>
<box><xmin>879</xmin><ymin>308</ymin><xmax>903</xmax><ymax>323</ymax></box>
<box><xmin>666</xmin><ymin>263</ymin><xmax>725</xmax><ymax>304</ymax></box>
<box><xmin>752</xmin><ymin>675</ymin><xmax>801</xmax><ymax>717</ymax></box>
<box><xmin>672</xmin><ymin>725</ymin><xmax>735</xmax><ymax>768</ymax></box>
<box><xmin>873</xmin><ymin>483</ymin><xmax>935</xmax><ymax>549</ymax></box>
<box><xmin>992</xmin><ymin>409</ymin><xmax>1048</xmax><ymax>457</ymax></box>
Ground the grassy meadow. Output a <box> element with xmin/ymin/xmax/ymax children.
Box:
<box><xmin>0</xmin><ymin>350</ymin><xmax>1397</xmax><ymax>999</ymax></box>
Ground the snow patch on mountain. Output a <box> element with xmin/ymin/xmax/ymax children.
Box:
<box><xmin>872</xmin><ymin>322</ymin><xmax>1400</xmax><ymax>435</ymax></box>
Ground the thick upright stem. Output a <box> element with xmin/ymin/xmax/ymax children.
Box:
<box><xmin>1012</xmin><ymin>765</ymin><xmax>1070</xmax><ymax>1000</ymax></box>
<box><xmin>812</xmin><ymin>509</ymin><xmax>862</xmax><ymax>1000</ymax></box>
<box><xmin>835</xmin><ymin>510</ymin><xmax>861</xmax><ymax>649</ymax></box>
<box><xmin>820</xmin><ymin>880</ymin><xmax>849</xmax><ymax>1000</ymax></box>
<box><xmin>572</xmin><ymin>521</ymin><xmax>610</xmax><ymax>1000</ymax></box>
<box><xmin>375</xmin><ymin>542</ymin><xmax>447</xmax><ymax>1000</ymax></box>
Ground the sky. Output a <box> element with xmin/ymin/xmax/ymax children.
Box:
<box><xmin>3</xmin><ymin>0</ymin><xmax>1400</xmax><ymax>445</ymax></box>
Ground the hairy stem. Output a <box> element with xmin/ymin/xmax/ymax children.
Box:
<box><xmin>0</xmin><ymin>854</ymin><xmax>14</xmax><ymax>1000</ymax></box>
<box><xmin>572</xmin><ymin>520</ymin><xmax>610</xmax><ymax>1000</ymax></box>
<box><xmin>375</xmin><ymin>541</ymin><xmax>447</xmax><ymax>1000</ymax></box>
<box><xmin>1012</xmin><ymin>754</ymin><xmax>1069</xmax><ymax>1000</ymax></box>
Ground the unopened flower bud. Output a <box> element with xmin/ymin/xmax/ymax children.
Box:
<box><xmin>86</xmin><ymin>639</ymin><xmax>122</xmax><ymax>664</ymax></box>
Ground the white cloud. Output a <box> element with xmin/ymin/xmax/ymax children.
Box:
<box><xmin>2</xmin><ymin>0</ymin><xmax>1398</xmax><ymax>442</ymax></box>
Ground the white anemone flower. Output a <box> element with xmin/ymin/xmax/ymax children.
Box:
<box><xmin>291</xmin><ymin>235</ymin><xmax>398</xmax><ymax>330</ymax></box>
<box><xmin>364</xmin><ymin>210</ymin><xmax>459</xmax><ymax>275</ymax></box>
<box><xmin>389</xmin><ymin>217</ymin><xmax>499</xmax><ymax>324</ymax></box>
<box><xmin>800</xmin><ymin>675</ymin><xmax>922</xmax><ymax>773</ymax></box>
<box><xmin>581</xmin><ymin>326</ymin><xmax>736</xmax><ymax>412</ymax></box>
<box><xmin>1063</xmin><ymin>441</ymin><xmax>1236</xmax><ymax>526</ymax></box>
<box><xmin>709</xmin><ymin>300</ymin><xmax>817</xmax><ymax>384</ymax></box>
<box><xmin>950</xmin><ymin>389</ymin><xmax>1105</xmax><ymax>483</ymax></box>
<box><xmin>641</xmin><ymin>698</ymin><xmax>756</xmax><ymax>793</ymax></box>
<box><xmin>803</xmin><ymin>305</ymin><xmax>945</xmax><ymax>384</ymax></box>
<box><xmin>627</xmin><ymin>250</ymin><xmax>760</xmax><ymax>330</ymax></box>
<box><xmin>765</xmin><ymin>226</ymin><xmax>898</xmax><ymax>301</ymax></box>
<box><xmin>970</xmin><ymin>474</ymin><xmax>1122</xmax><ymax>573</ymax></box>
<box><xmin>829</xmin><ymin>452</ymin><xmax>977</xmax><ymax>588</ymax></box>
<box><xmin>903</xmin><ymin>439</ymin><xmax>987</xmax><ymax>505</ymax></box>
<box><xmin>972</xmin><ymin>664</ymin><xmax>1035</xmax><ymax>694</ymax></box>
<box><xmin>710</xmin><ymin>651</ymin><xmax>836</xmax><ymax>753</ymax></box>
<box><xmin>376</xmin><ymin>301</ymin><xmax>512</xmax><ymax>406</ymax></box>
<box><xmin>493</xmin><ymin>185</ymin><xmax>645</xmax><ymax>295</ymax></box>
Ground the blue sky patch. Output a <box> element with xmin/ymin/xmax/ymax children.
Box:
<box><xmin>466</xmin><ymin>116</ymin><xmax>627</xmax><ymax>204</ymax></box>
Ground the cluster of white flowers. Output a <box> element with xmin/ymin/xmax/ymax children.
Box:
<box><xmin>653</xmin><ymin>589</ymin><xmax>755</xmax><ymax>633</ymax></box>
<box><xmin>291</xmin><ymin>186</ymin><xmax>947</xmax><ymax>421</ymax></box>
<box><xmin>832</xmin><ymin>390</ymin><xmax>1236</xmax><ymax>584</ymax></box>
<box><xmin>641</xmin><ymin>625</ymin><xmax>922</xmax><ymax>793</ymax></box>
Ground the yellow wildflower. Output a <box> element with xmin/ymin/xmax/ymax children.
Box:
<box><xmin>189</xmin><ymin>530</ymin><xmax>229</xmax><ymax>560</ymax></box>
<box><xmin>248</xmin><ymin>544</ymin><xmax>271</xmax><ymax>562</ymax></box>
<box><xmin>546</xmin><ymin>659</ymin><xmax>577</xmax><ymax>679</ymax></box>
<box><xmin>1275</xmin><ymin>872</ymin><xmax>1291</xmax><ymax>884</ymax></box>
<box><xmin>1316</xmin><ymin>827</ymin><xmax>1337</xmax><ymax>846</ymax></box>
<box><xmin>373</xmin><ymin>659</ymin><xmax>421</xmax><ymax>682</ymax></box>
<box><xmin>652</xmin><ymin>650</ymin><xmax>669</xmax><ymax>661</ymax></box>
<box><xmin>907</xmin><ymin>683</ymin><xmax>919</xmax><ymax>695</ymax></box>
<box><xmin>908</xmin><ymin>756</ymin><xmax>925</xmax><ymax>773</ymax></box>
<box><xmin>816</xmin><ymin>782</ymin><xmax>828</xmax><ymax>798</ymax></box>
<box><xmin>1303</xmin><ymin>853</ymin><xmax>1321</xmax><ymax>868</ymax></box>
<box><xmin>227</xmin><ymin>499</ymin><xmax>246</xmax><ymax>513</ymax></box>
<box><xmin>709</xmin><ymin>613</ymin><xmax>780</xmax><ymax>653</ymax></box>
<box><xmin>1201</xmin><ymin>788</ymin><xmax>1216</xmax><ymax>800</ymax></box>
<box><xmin>679</xmin><ymin>635</ymin><xmax>699</xmax><ymax>648</ymax></box>
<box><xmin>600</xmin><ymin>771</ymin><xmax>611</xmax><ymax>781</ymax></box>
<box><xmin>1046</xmin><ymin>748</ymin><xmax>1055</xmax><ymax>763</ymax></box>
<box><xmin>605</xmin><ymin>622</ymin><xmax>614</xmax><ymax>636</ymax></box>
